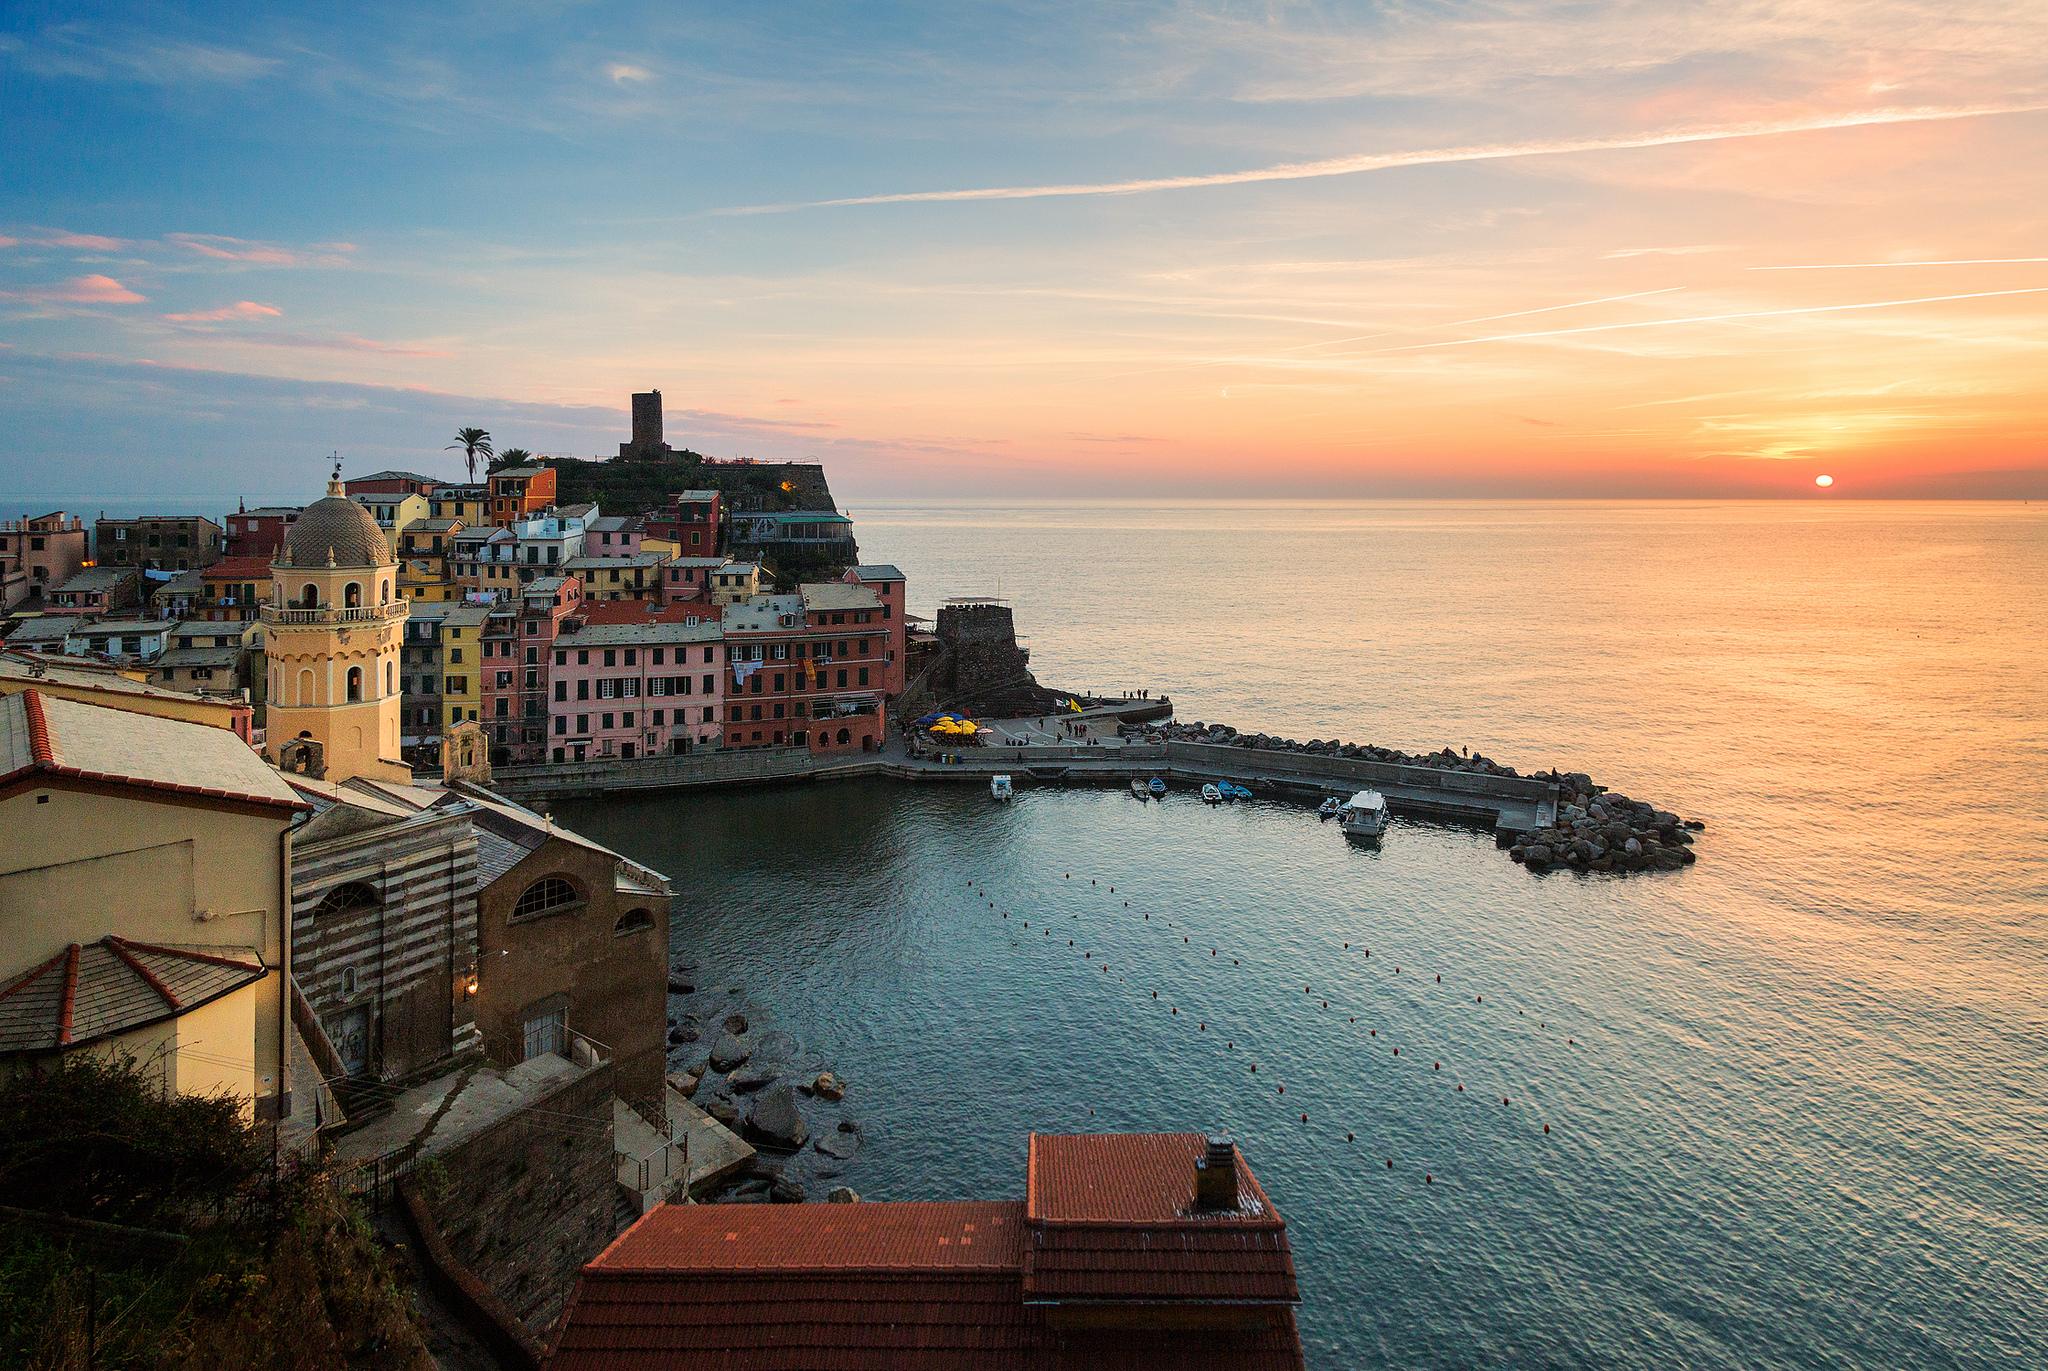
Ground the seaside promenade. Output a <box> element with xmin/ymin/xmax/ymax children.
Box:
<box><xmin>481</xmin><ymin>699</ymin><xmax>1560</xmax><ymax>839</ymax></box>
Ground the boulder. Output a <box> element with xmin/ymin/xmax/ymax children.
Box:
<box><xmin>770</xmin><ymin>1175</ymin><xmax>807</xmax><ymax>1204</ymax></box>
<box><xmin>721</xmin><ymin>1013</ymin><xmax>750</xmax><ymax>1035</ymax></box>
<box><xmin>1623</xmin><ymin>837</ymin><xmax>1643</xmax><ymax>857</ymax></box>
<box><xmin>1524</xmin><ymin>844</ymin><xmax>1554</xmax><ymax>867</ymax></box>
<box><xmin>811</xmin><ymin>1071</ymin><xmax>845</xmax><ymax>1101</ymax></box>
<box><xmin>704</xmin><ymin>1096</ymin><xmax>740</xmax><ymax>1129</ymax></box>
<box><xmin>709</xmin><ymin>1032</ymin><xmax>751</xmax><ymax>1072</ymax></box>
<box><xmin>727</xmin><ymin>1059</ymin><xmax>783</xmax><ymax>1092</ymax></box>
<box><xmin>827</xmin><ymin>1186</ymin><xmax>860</xmax><ymax>1204</ymax></box>
<box><xmin>745</xmin><ymin>1084</ymin><xmax>810</xmax><ymax>1151</ymax></box>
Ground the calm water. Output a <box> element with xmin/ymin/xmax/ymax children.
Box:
<box><xmin>557</xmin><ymin>500</ymin><xmax>2046</xmax><ymax>1370</ymax></box>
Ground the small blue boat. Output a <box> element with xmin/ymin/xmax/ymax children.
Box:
<box><xmin>1148</xmin><ymin>776</ymin><xmax>1167</xmax><ymax>796</ymax></box>
<box><xmin>1219</xmin><ymin>782</ymin><xmax>1253</xmax><ymax>801</ymax></box>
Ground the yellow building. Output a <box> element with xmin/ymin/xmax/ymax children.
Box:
<box><xmin>437</xmin><ymin>602</ymin><xmax>490</xmax><ymax>732</ymax></box>
<box><xmin>429</xmin><ymin>486</ymin><xmax>485</xmax><ymax>526</ymax></box>
<box><xmin>0</xmin><ymin>688</ymin><xmax>307</xmax><ymax>1122</ymax></box>
<box><xmin>349</xmin><ymin>492</ymin><xmax>429</xmax><ymax>559</ymax></box>
<box><xmin>1</xmin><ymin>648</ymin><xmax>253</xmax><ymax>736</ymax></box>
<box><xmin>263</xmin><ymin>476</ymin><xmax>411</xmax><ymax>784</ymax></box>
<box><xmin>396</xmin><ymin>516</ymin><xmax>464</xmax><ymax>602</ymax></box>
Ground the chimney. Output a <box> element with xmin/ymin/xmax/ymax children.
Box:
<box><xmin>1194</xmin><ymin>1131</ymin><xmax>1238</xmax><ymax>1211</ymax></box>
<box><xmin>631</xmin><ymin>390</ymin><xmax>664</xmax><ymax>452</ymax></box>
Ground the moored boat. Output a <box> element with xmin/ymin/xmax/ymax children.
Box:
<box><xmin>1148</xmin><ymin>776</ymin><xmax>1167</xmax><ymax>796</ymax></box>
<box><xmin>1201</xmin><ymin>783</ymin><xmax>1222</xmax><ymax>804</ymax></box>
<box><xmin>1339</xmin><ymin>790</ymin><xmax>1389</xmax><ymax>842</ymax></box>
<box><xmin>1220</xmin><ymin>782</ymin><xmax>1253</xmax><ymax>801</ymax></box>
<box><xmin>991</xmin><ymin>774</ymin><xmax>1013</xmax><ymax>802</ymax></box>
<box><xmin>1131</xmin><ymin>778</ymin><xmax>1151</xmax><ymax>799</ymax></box>
<box><xmin>1317</xmin><ymin>796</ymin><xmax>1344</xmax><ymax>821</ymax></box>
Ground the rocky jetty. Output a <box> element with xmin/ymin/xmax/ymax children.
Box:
<box><xmin>1135</xmin><ymin>718</ymin><xmax>1703</xmax><ymax>875</ymax></box>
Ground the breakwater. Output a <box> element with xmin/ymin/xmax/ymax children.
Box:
<box><xmin>1139</xmin><ymin>720</ymin><xmax>1704</xmax><ymax>874</ymax></box>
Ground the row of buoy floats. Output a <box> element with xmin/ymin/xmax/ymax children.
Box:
<box><xmin>965</xmin><ymin>875</ymin><xmax>1563</xmax><ymax>1179</ymax></box>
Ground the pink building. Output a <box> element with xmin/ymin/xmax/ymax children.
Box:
<box><xmin>662</xmin><ymin>556</ymin><xmax>726</xmax><ymax>605</ymax></box>
<box><xmin>549</xmin><ymin>616</ymin><xmax>725</xmax><ymax>762</ymax></box>
<box><xmin>485</xmin><ymin>574</ymin><xmax>583</xmax><ymax>764</ymax></box>
<box><xmin>842</xmin><ymin>563</ymin><xmax>908</xmax><ymax>697</ymax></box>
<box><xmin>583</xmin><ymin>515</ymin><xmax>644</xmax><ymax>557</ymax></box>
<box><xmin>223</xmin><ymin>505</ymin><xmax>300</xmax><ymax>559</ymax></box>
<box><xmin>646</xmin><ymin>489</ymin><xmax>721</xmax><ymax>557</ymax></box>
<box><xmin>0</xmin><ymin>511</ymin><xmax>89</xmax><ymax>611</ymax></box>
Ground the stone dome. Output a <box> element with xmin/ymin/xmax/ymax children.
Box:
<box><xmin>278</xmin><ymin>480</ymin><xmax>391</xmax><ymax>568</ymax></box>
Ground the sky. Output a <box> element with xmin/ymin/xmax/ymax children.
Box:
<box><xmin>2</xmin><ymin>0</ymin><xmax>2046</xmax><ymax>503</ymax></box>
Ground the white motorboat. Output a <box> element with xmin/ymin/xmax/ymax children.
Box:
<box><xmin>991</xmin><ymin>774</ymin><xmax>1014</xmax><ymax>802</ymax></box>
<box><xmin>1339</xmin><ymin>790</ymin><xmax>1389</xmax><ymax>842</ymax></box>
<box><xmin>1317</xmin><ymin>796</ymin><xmax>1344</xmax><ymax>821</ymax></box>
<box><xmin>1201</xmin><ymin>783</ymin><xmax>1223</xmax><ymax>804</ymax></box>
<box><xmin>1131</xmin><ymin>778</ymin><xmax>1151</xmax><ymax>799</ymax></box>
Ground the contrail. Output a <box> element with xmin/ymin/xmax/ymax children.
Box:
<box><xmin>715</xmin><ymin>103</ymin><xmax>2048</xmax><ymax>215</ymax></box>
<box><xmin>1365</xmin><ymin>287</ymin><xmax>2048</xmax><ymax>353</ymax></box>
<box><xmin>1751</xmin><ymin>257</ymin><xmax>2048</xmax><ymax>270</ymax></box>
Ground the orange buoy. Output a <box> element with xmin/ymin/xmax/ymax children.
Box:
<box><xmin>1199</xmin><ymin>1022</ymin><xmax>1206</xmax><ymax>1031</ymax></box>
<box><xmin>1277</xmin><ymin>1085</ymin><xmax>1284</xmax><ymax>1094</ymax></box>
<box><xmin>1300</xmin><ymin>1113</ymin><xmax>1307</xmax><ymax>1122</ymax></box>
<box><xmin>1386</xmin><ymin>1159</ymin><xmax>1393</xmax><ymax>1169</ymax></box>
<box><xmin>1370</xmin><ymin>1029</ymin><xmax>1376</xmax><ymax>1037</ymax></box>
<box><xmin>1392</xmin><ymin>1048</ymin><xmax>1399</xmax><ymax>1056</ymax></box>
<box><xmin>1502</xmin><ymin>1097</ymin><xmax>1509</xmax><ymax>1105</ymax></box>
<box><xmin>1433</xmin><ymin>1062</ymin><xmax>1440</xmax><ymax>1071</ymax></box>
<box><xmin>1171</xmin><ymin>1007</ymin><xmax>1177</xmax><ymax>1015</ymax></box>
<box><xmin>1543</xmin><ymin>1124</ymin><xmax>1550</xmax><ymax>1134</ymax></box>
<box><xmin>1425</xmin><ymin>1174</ymin><xmax>1432</xmax><ymax>1184</ymax></box>
<box><xmin>1457</xmin><ymin>1084</ymin><xmax>1464</xmax><ymax>1092</ymax></box>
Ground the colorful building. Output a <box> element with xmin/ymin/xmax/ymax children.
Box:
<box><xmin>400</xmin><ymin>602</ymin><xmax>450</xmax><ymax>759</ymax></box>
<box><xmin>710</xmin><ymin>561</ymin><xmax>763</xmax><ymax>605</ymax></box>
<box><xmin>47</xmin><ymin>566</ymin><xmax>142</xmax><ymax>616</ymax></box>
<box><xmin>436</xmin><ymin>602</ymin><xmax>490</xmax><ymax>733</ymax></box>
<box><xmin>0</xmin><ymin>648</ymin><xmax>254</xmax><ymax>740</ymax></box>
<box><xmin>198</xmin><ymin>555</ymin><xmax>275</xmax><ymax>622</ymax></box>
<box><xmin>496</xmin><ymin>575</ymin><xmax>582</xmax><ymax>764</ymax></box>
<box><xmin>488</xmin><ymin>464</ymin><xmax>557</xmax><ymax>527</ymax></box>
<box><xmin>645</xmin><ymin>489</ymin><xmax>721</xmax><ymax>556</ymax></box>
<box><xmin>0</xmin><ymin>511</ymin><xmax>89</xmax><ymax>611</ymax></box>
<box><xmin>564</xmin><ymin>551</ymin><xmax>666</xmax><ymax>603</ymax></box>
<box><xmin>549</xmin><ymin>616</ymin><xmax>724</xmax><ymax>761</ymax></box>
<box><xmin>343</xmin><ymin>469</ymin><xmax>440</xmax><ymax>498</ymax></box>
<box><xmin>719</xmin><ymin>584</ymin><xmax>888</xmax><ymax>754</ymax></box>
<box><xmin>223</xmin><ymin>505</ymin><xmax>301</xmax><ymax>559</ymax></box>
<box><xmin>94</xmin><ymin>513</ymin><xmax>224</xmax><ymax>571</ymax></box>
<box><xmin>348</xmin><ymin>491</ymin><xmax>429</xmax><ymax>558</ymax></box>
<box><xmin>151</xmin><ymin>620</ymin><xmax>250</xmax><ymax>699</ymax></box>
<box><xmin>661</xmin><ymin>556</ymin><xmax>727</xmax><ymax>605</ymax></box>
<box><xmin>842</xmin><ymin>563</ymin><xmax>908</xmax><ymax>697</ymax></box>
<box><xmin>583</xmin><ymin>514</ymin><xmax>645</xmax><ymax>556</ymax></box>
<box><xmin>545</xmin><ymin>1131</ymin><xmax>1307</xmax><ymax>1371</ymax></box>
<box><xmin>427</xmin><ymin>483</ymin><xmax>486</xmax><ymax>526</ymax></box>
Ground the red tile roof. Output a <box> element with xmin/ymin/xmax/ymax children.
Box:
<box><xmin>593</xmin><ymin>1201</ymin><xmax>1024</xmax><ymax>1273</ymax></box>
<box><xmin>544</xmin><ymin>1134</ymin><xmax>1307</xmax><ymax>1371</ymax></box>
<box><xmin>1027</xmin><ymin>1132</ymin><xmax>1283</xmax><ymax>1226</ymax></box>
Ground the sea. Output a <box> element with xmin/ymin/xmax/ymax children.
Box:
<box><xmin>19</xmin><ymin>493</ymin><xmax>2040</xmax><ymax>1366</ymax></box>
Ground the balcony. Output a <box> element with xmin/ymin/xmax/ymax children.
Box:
<box><xmin>261</xmin><ymin>602</ymin><xmax>408</xmax><ymax>626</ymax></box>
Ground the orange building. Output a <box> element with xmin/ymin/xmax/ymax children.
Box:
<box><xmin>488</xmin><ymin>465</ymin><xmax>558</xmax><ymax>528</ymax></box>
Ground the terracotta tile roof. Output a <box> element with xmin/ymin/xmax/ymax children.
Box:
<box><xmin>545</xmin><ymin>1135</ymin><xmax>1307</xmax><ymax>1371</ymax></box>
<box><xmin>1026</xmin><ymin>1132</ymin><xmax>1282</xmax><ymax>1226</ymax></box>
<box><xmin>0</xmin><ymin>935</ymin><xmax>266</xmax><ymax>1054</ymax></box>
<box><xmin>597</xmin><ymin>1201</ymin><xmax>1024</xmax><ymax>1273</ymax></box>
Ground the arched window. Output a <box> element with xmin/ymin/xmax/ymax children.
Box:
<box><xmin>346</xmin><ymin>666</ymin><xmax>363</xmax><ymax>702</ymax></box>
<box><xmin>380</xmin><ymin>579</ymin><xmax>391</xmax><ymax>603</ymax></box>
<box><xmin>297</xmin><ymin>668</ymin><xmax>314</xmax><ymax>705</ymax></box>
<box><xmin>836</xmin><ymin>727</ymin><xmax>851</xmax><ymax>745</ymax></box>
<box><xmin>512</xmin><ymin>876</ymin><xmax>582</xmax><ymax>922</ymax></box>
<box><xmin>614</xmin><ymin>908</ymin><xmax>655</xmax><ymax>936</ymax></box>
<box><xmin>385</xmin><ymin>661</ymin><xmax>394</xmax><ymax>695</ymax></box>
<box><xmin>299</xmin><ymin>583</ymin><xmax>318</xmax><ymax>609</ymax></box>
<box><xmin>314</xmin><ymin>881</ymin><xmax>379</xmax><ymax>918</ymax></box>
<box><xmin>344</xmin><ymin>582</ymin><xmax>362</xmax><ymax>608</ymax></box>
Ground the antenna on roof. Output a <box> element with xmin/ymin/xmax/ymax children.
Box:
<box><xmin>330</xmin><ymin>451</ymin><xmax>343</xmax><ymax>482</ymax></box>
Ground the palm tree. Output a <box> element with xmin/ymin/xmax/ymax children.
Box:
<box><xmin>490</xmin><ymin>447</ymin><xmax>533</xmax><ymax>473</ymax></box>
<box><xmin>446</xmin><ymin>427</ymin><xmax>493</xmax><ymax>483</ymax></box>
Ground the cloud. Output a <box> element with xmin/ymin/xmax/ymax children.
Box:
<box><xmin>1368</xmin><ymin>287</ymin><xmax>2048</xmax><ymax>354</ymax></box>
<box><xmin>0</xmin><ymin>236</ymin><xmax>16</xmax><ymax>249</ymax></box>
<box><xmin>163</xmin><ymin>300</ymin><xmax>283</xmax><ymax>323</ymax></box>
<box><xmin>0</xmin><ymin>274</ymin><xmax>146</xmax><ymax>305</ymax></box>
<box><xmin>228</xmin><ymin>330</ymin><xmax>448</xmax><ymax>358</ymax></box>
<box><xmin>30</xmin><ymin>228</ymin><xmax>130</xmax><ymax>251</ymax></box>
<box><xmin>1604</xmin><ymin>245</ymin><xmax>1728</xmax><ymax>259</ymax></box>
<box><xmin>165</xmin><ymin>233</ymin><xmax>347</xmax><ymax>267</ymax></box>
<box><xmin>5</xmin><ymin>29</ymin><xmax>278</xmax><ymax>86</ymax></box>
<box><xmin>717</xmin><ymin>102</ymin><xmax>2048</xmax><ymax>213</ymax></box>
<box><xmin>1751</xmin><ymin>257</ymin><xmax>2048</xmax><ymax>270</ymax></box>
<box><xmin>605</xmin><ymin>62</ymin><xmax>653</xmax><ymax>85</ymax></box>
